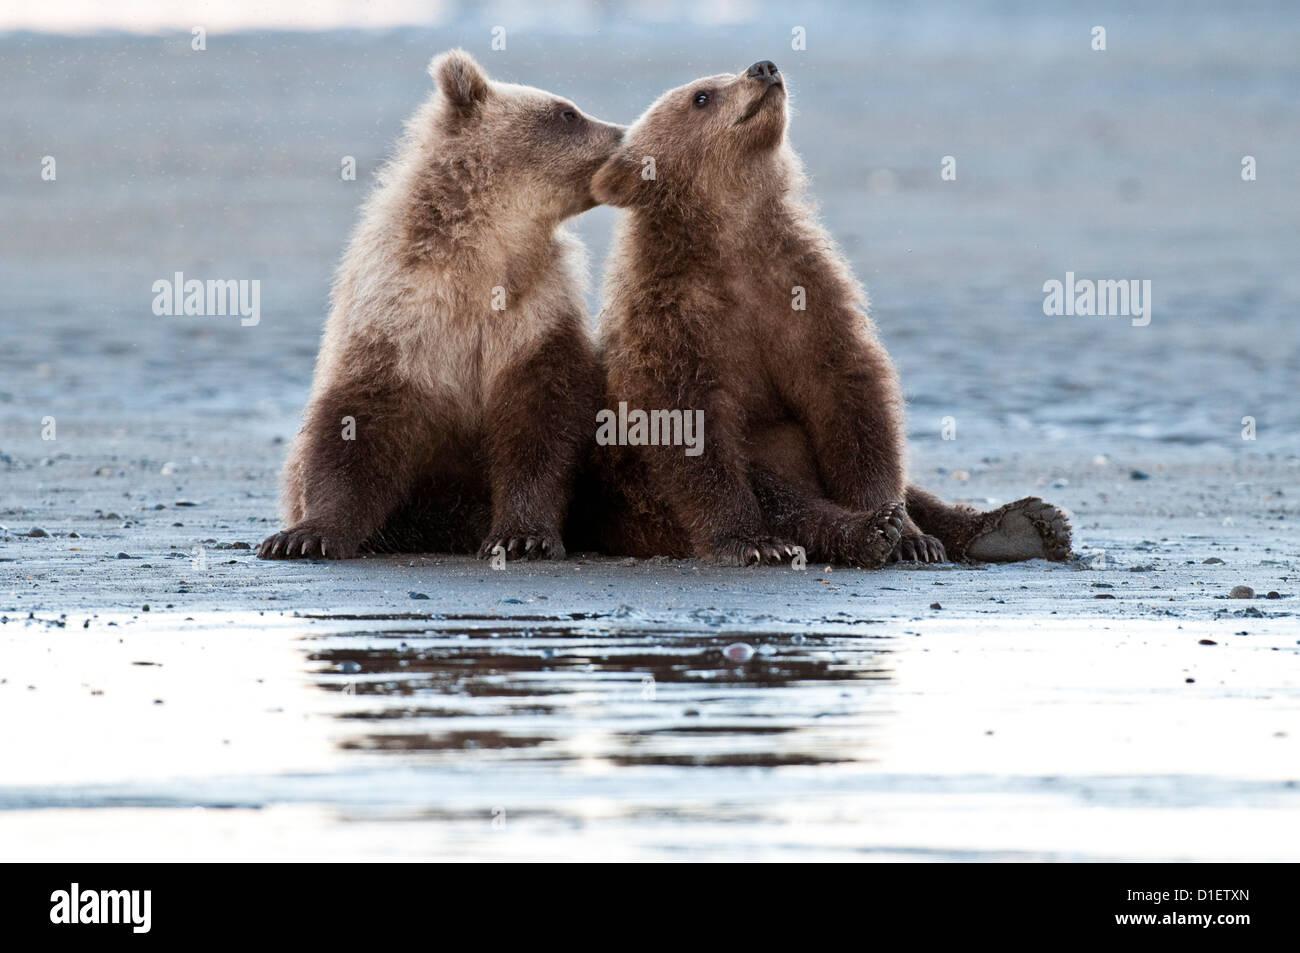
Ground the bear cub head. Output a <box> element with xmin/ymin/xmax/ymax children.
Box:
<box><xmin>592</xmin><ymin>59</ymin><xmax>790</xmax><ymax>213</ymax></box>
<box><xmin>424</xmin><ymin>49</ymin><xmax>625</xmax><ymax>224</ymax></box>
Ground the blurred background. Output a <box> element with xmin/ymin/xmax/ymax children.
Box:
<box><xmin>2</xmin><ymin>0</ymin><xmax>1297</xmax><ymax>468</ymax></box>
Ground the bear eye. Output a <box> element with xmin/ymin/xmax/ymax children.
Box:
<box><xmin>692</xmin><ymin>91</ymin><xmax>711</xmax><ymax>108</ymax></box>
<box><xmin>561</xmin><ymin>108</ymin><xmax>578</xmax><ymax>121</ymax></box>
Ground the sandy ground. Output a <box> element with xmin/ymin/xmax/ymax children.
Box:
<box><xmin>1</xmin><ymin>10</ymin><xmax>1298</xmax><ymax>860</ymax></box>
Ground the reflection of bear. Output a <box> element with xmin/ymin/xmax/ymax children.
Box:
<box><xmin>580</xmin><ymin>60</ymin><xmax>1071</xmax><ymax>567</ymax></box>
<box><xmin>260</xmin><ymin>50</ymin><xmax>622</xmax><ymax>561</ymax></box>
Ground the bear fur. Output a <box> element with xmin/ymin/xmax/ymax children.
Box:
<box><xmin>259</xmin><ymin>50</ymin><xmax>621</xmax><ymax>561</ymax></box>
<box><xmin>576</xmin><ymin>62</ymin><xmax>1072</xmax><ymax>567</ymax></box>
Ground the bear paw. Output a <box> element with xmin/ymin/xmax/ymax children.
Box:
<box><xmin>477</xmin><ymin>531</ymin><xmax>566</xmax><ymax>561</ymax></box>
<box><xmin>846</xmin><ymin>501</ymin><xmax>907</xmax><ymax>568</ymax></box>
<box><xmin>708</xmin><ymin>535</ymin><xmax>801</xmax><ymax>567</ymax></box>
<box><xmin>890</xmin><ymin>532</ymin><xmax>946</xmax><ymax>563</ymax></box>
<box><xmin>258</xmin><ymin>523</ymin><xmax>361</xmax><ymax>560</ymax></box>
<box><xmin>886</xmin><ymin>508</ymin><xmax>946</xmax><ymax>564</ymax></box>
<box><xmin>963</xmin><ymin>497</ymin><xmax>1073</xmax><ymax>563</ymax></box>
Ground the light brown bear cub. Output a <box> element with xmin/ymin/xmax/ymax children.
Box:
<box><xmin>260</xmin><ymin>50</ymin><xmax>621</xmax><ymax>561</ymax></box>
<box><xmin>586</xmin><ymin>60</ymin><xmax>1071</xmax><ymax>567</ymax></box>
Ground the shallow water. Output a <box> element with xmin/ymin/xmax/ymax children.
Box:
<box><xmin>2</xmin><ymin>609</ymin><xmax>1296</xmax><ymax>860</ymax></box>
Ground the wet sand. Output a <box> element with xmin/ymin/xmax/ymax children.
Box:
<box><xmin>2</xmin><ymin>606</ymin><xmax>1297</xmax><ymax>861</ymax></box>
<box><xmin>2</xmin><ymin>12</ymin><xmax>1298</xmax><ymax>860</ymax></box>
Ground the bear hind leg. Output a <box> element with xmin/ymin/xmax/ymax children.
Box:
<box><xmin>905</xmin><ymin>485</ymin><xmax>1072</xmax><ymax>563</ymax></box>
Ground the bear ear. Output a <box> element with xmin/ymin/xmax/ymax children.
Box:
<box><xmin>429</xmin><ymin>49</ymin><xmax>491</xmax><ymax>116</ymax></box>
<box><xmin>591</xmin><ymin>150</ymin><xmax>646</xmax><ymax>208</ymax></box>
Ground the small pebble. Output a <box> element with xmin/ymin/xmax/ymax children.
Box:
<box><xmin>1198</xmin><ymin>639</ymin><xmax>1217</xmax><ymax>646</ymax></box>
<box><xmin>1130</xmin><ymin>469</ymin><xmax>1151</xmax><ymax>480</ymax></box>
<box><xmin>408</xmin><ymin>591</ymin><xmax>429</xmax><ymax>600</ymax></box>
<box><xmin>1230</xmin><ymin>586</ymin><xmax>1254</xmax><ymax>599</ymax></box>
<box><xmin>1266</xmin><ymin>591</ymin><xmax>1281</xmax><ymax>599</ymax></box>
<box><xmin>723</xmin><ymin>642</ymin><xmax>755</xmax><ymax>663</ymax></box>
<box><xmin>27</xmin><ymin>527</ymin><xmax>49</xmax><ymax>537</ymax></box>
<box><xmin>929</xmin><ymin>602</ymin><xmax>942</xmax><ymax>610</ymax></box>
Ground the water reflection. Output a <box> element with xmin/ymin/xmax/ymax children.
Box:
<box><xmin>304</xmin><ymin>625</ymin><xmax>894</xmax><ymax>769</ymax></box>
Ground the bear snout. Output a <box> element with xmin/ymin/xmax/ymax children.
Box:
<box><xmin>599</xmin><ymin>121</ymin><xmax>628</xmax><ymax>145</ymax></box>
<box><xmin>745</xmin><ymin>60</ymin><xmax>782</xmax><ymax>86</ymax></box>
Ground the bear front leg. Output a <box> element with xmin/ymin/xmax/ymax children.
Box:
<box><xmin>259</xmin><ymin>382</ymin><xmax>423</xmax><ymax>560</ymax></box>
<box><xmin>629</xmin><ymin>379</ymin><xmax>797</xmax><ymax>566</ymax></box>
<box><xmin>479</xmin><ymin>328</ymin><xmax>601</xmax><ymax>561</ymax></box>
<box><xmin>750</xmin><ymin>464</ymin><xmax>905</xmax><ymax>568</ymax></box>
<box><xmin>777</xmin><ymin>324</ymin><xmax>939</xmax><ymax>559</ymax></box>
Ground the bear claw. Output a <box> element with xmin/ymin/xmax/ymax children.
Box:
<box><xmin>710</xmin><ymin>535</ymin><xmax>800</xmax><ymax>567</ymax></box>
<box><xmin>848</xmin><ymin>501</ymin><xmax>907</xmax><ymax>569</ymax></box>
<box><xmin>258</xmin><ymin>525</ymin><xmax>359</xmax><ymax>560</ymax></box>
<box><xmin>890</xmin><ymin>531</ymin><xmax>946</xmax><ymax>564</ymax></box>
<box><xmin>478</xmin><ymin>533</ymin><xmax>565</xmax><ymax>561</ymax></box>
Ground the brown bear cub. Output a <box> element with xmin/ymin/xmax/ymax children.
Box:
<box><xmin>260</xmin><ymin>51</ymin><xmax>621</xmax><ymax>561</ymax></box>
<box><xmin>583</xmin><ymin>60</ymin><xmax>1071</xmax><ymax>567</ymax></box>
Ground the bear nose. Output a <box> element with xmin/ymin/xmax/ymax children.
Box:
<box><xmin>746</xmin><ymin>60</ymin><xmax>780</xmax><ymax>83</ymax></box>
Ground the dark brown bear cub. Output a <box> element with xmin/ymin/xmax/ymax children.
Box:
<box><xmin>585</xmin><ymin>60</ymin><xmax>1071</xmax><ymax>567</ymax></box>
<box><xmin>260</xmin><ymin>51</ymin><xmax>620</xmax><ymax>561</ymax></box>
